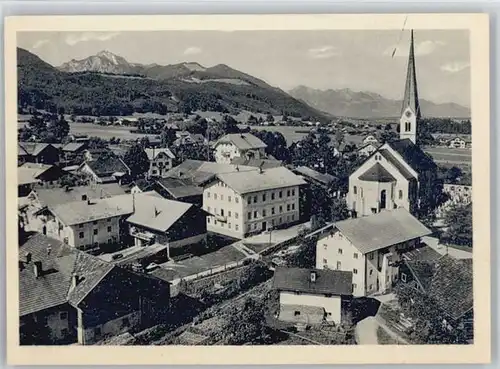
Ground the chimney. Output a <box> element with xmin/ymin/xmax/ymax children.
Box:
<box><xmin>310</xmin><ymin>270</ymin><xmax>317</xmax><ymax>283</ymax></box>
<box><xmin>65</xmin><ymin>185</ymin><xmax>72</xmax><ymax>192</ymax></box>
<box><xmin>259</xmin><ymin>166</ymin><xmax>263</xmax><ymax>174</ymax></box>
<box><xmin>25</xmin><ymin>252</ymin><xmax>32</xmax><ymax>264</ymax></box>
<box><xmin>47</xmin><ymin>246</ymin><xmax>52</xmax><ymax>255</ymax></box>
<box><xmin>82</xmin><ymin>194</ymin><xmax>88</xmax><ymax>201</ymax></box>
<box><xmin>236</xmin><ymin>165</ymin><xmax>239</xmax><ymax>172</ymax></box>
<box><xmin>71</xmin><ymin>273</ymin><xmax>80</xmax><ymax>290</ymax></box>
<box><xmin>33</xmin><ymin>261</ymin><xmax>42</xmax><ymax>278</ymax></box>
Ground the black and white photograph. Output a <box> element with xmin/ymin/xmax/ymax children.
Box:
<box><xmin>5</xmin><ymin>14</ymin><xmax>490</xmax><ymax>365</ymax></box>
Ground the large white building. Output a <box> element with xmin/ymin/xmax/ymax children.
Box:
<box><xmin>203</xmin><ymin>166</ymin><xmax>306</xmax><ymax>239</ymax></box>
<box><xmin>213</xmin><ymin>133</ymin><xmax>267</xmax><ymax>164</ymax></box>
<box><xmin>314</xmin><ymin>208</ymin><xmax>431</xmax><ymax>297</ymax></box>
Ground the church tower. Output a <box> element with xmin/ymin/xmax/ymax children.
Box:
<box><xmin>399</xmin><ymin>30</ymin><xmax>421</xmax><ymax>144</ymax></box>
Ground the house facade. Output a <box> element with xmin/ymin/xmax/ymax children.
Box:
<box><xmin>314</xmin><ymin>208</ymin><xmax>431</xmax><ymax>297</ymax></box>
<box><xmin>145</xmin><ymin>148</ymin><xmax>175</xmax><ymax>178</ymax></box>
<box><xmin>214</xmin><ymin>133</ymin><xmax>267</xmax><ymax>164</ymax></box>
<box><xmin>18</xmin><ymin>142</ymin><xmax>61</xmax><ymax>165</ymax></box>
<box><xmin>203</xmin><ymin>167</ymin><xmax>306</xmax><ymax>239</ymax></box>
<box><xmin>273</xmin><ymin>267</ymin><xmax>353</xmax><ymax>325</ymax></box>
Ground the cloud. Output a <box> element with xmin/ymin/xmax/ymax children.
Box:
<box><xmin>384</xmin><ymin>40</ymin><xmax>446</xmax><ymax>57</ymax></box>
<box><xmin>440</xmin><ymin>61</ymin><xmax>470</xmax><ymax>73</ymax></box>
<box><xmin>64</xmin><ymin>32</ymin><xmax>121</xmax><ymax>46</ymax></box>
<box><xmin>183</xmin><ymin>46</ymin><xmax>202</xmax><ymax>55</ymax></box>
<box><xmin>307</xmin><ymin>45</ymin><xmax>341</xmax><ymax>59</ymax></box>
<box><xmin>32</xmin><ymin>39</ymin><xmax>49</xmax><ymax>49</ymax></box>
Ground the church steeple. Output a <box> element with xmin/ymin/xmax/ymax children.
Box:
<box><xmin>399</xmin><ymin>30</ymin><xmax>421</xmax><ymax>144</ymax></box>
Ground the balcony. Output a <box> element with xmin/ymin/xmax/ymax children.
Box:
<box><xmin>130</xmin><ymin>228</ymin><xmax>156</xmax><ymax>242</ymax></box>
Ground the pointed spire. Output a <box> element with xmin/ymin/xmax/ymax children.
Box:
<box><xmin>401</xmin><ymin>29</ymin><xmax>421</xmax><ymax>120</ymax></box>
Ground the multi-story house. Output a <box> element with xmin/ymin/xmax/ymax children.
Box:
<box><xmin>203</xmin><ymin>166</ymin><xmax>306</xmax><ymax>239</ymax></box>
<box><xmin>145</xmin><ymin>148</ymin><xmax>175</xmax><ymax>178</ymax></box>
<box><xmin>213</xmin><ymin>133</ymin><xmax>267</xmax><ymax>164</ymax></box>
<box><xmin>314</xmin><ymin>208</ymin><xmax>432</xmax><ymax>297</ymax></box>
<box><xmin>19</xmin><ymin>234</ymin><xmax>170</xmax><ymax>345</ymax></box>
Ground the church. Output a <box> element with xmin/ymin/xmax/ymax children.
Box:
<box><xmin>347</xmin><ymin>31</ymin><xmax>438</xmax><ymax>218</ymax></box>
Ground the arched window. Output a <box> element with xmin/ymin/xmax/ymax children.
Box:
<box><xmin>399</xmin><ymin>190</ymin><xmax>403</xmax><ymax>200</ymax></box>
<box><xmin>353</xmin><ymin>186</ymin><xmax>357</xmax><ymax>195</ymax></box>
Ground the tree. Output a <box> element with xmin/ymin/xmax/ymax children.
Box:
<box><xmin>225</xmin><ymin>297</ymin><xmax>269</xmax><ymax>345</ymax></box>
<box><xmin>288</xmin><ymin>235</ymin><xmax>317</xmax><ymax>269</ymax></box>
<box><xmin>440</xmin><ymin>203</ymin><xmax>472</xmax><ymax>247</ymax></box>
<box><xmin>124</xmin><ymin>144</ymin><xmax>150</xmax><ymax>177</ymax></box>
<box><xmin>161</xmin><ymin>128</ymin><xmax>177</xmax><ymax>147</ymax></box>
<box><xmin>58</xmin><ymin>171</ymin><xmax>91</xmax><ymax>188</ymax></box>
<box><xmin>330</xmin><ymin>197</ymin><xmax>349</xmax><ymax>222</ymax></box>
<box><xmin>395</xmin><ymin>285</ymin><xmax>469</xmax><ymax>344</ymax></box>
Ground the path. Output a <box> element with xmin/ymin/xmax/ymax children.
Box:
<box><xmin>422</xmin><ymin>236</ymin><xmax>472</xmax><ymax>259</ymax></box>
<box><xmin>355</xmin><ymin>317</ymin><xmax>378</xmax><ymax>344</ymax></box>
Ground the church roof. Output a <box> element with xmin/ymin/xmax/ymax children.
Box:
<box><xmin>359</xmin><ymin>163</ymin><xmax>396</xmax><ymax>182</ymax></box>
<box><xmin>379</xmin><ymin>148</ymin><xmax>415</xmax><ymax>180</ymax></box>
<box><xmin>388</xmin><ymin>139</ymin><xmax>437</xmax><ymax>174</ymax></box>
<box><xmin>401</xmin><ymin>30</ymin><xmax>421</xmax><ymax>119</ymax></box>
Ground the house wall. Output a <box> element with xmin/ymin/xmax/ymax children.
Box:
<box><xmin>203</xmin><ymin>180</ymin><xmax>300</xmax><ymax>239</ymax></box>
<box><xmin>316</xmin><ymin>230</ymin><xmax>365</xmax><ymax>296</ymax></box>
<box><xmin>148</xmin><ymin>153</ymin><xmax>174</xmax><ymax>178</ymax></box>
<box><xmin>42</xmin><ymin>214</ymin><xmax>122</xmax><ymax>250</ymax></box>
<box><xmin>214</xmin><ymin>143</ymin><xmax>265</xmax><ymax>164</ymax></box>
<box><xmin>20</xmin><ymin>305</ymin><xmax>75</xmax><ymax>344</ymax></box>
<box><xmin>79</xmin><ymin>311</ymin><xmax>141</xmax><ymax>345</ymax></box>
<box><xmin>279</xmin><ymin>291</ymin><xmax>342</xmax><ymax>324</ymax></box>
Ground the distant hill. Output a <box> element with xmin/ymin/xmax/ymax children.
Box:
<box><xmin>18</xmin><ymin>48</ymin><xmax>330</xmax><ymax>121</ymax></box>
<box><xmin>288</xmin><ymin>85</ymin><xmax>471</xmax><ymax>119</ymax></box>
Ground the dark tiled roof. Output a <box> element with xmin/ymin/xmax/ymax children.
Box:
<box><xmin>379</xmin><ymin>148</ymin><xmax>415</xmax><ymax>180</ymax></box>
<box><xmin>293</xmin><ymin>166</ymin><xmax>336</xmax><ymax>186</ymax></box>
<box><xmin>388</xmin><ymin>139</ymin><xmax>437</xmax><ymax>174</ymax></box>
<box><xmin>273</xmin><ymin>267</ymin><xmax>353</xmax><ymax>296</ymax></box>
<box><xmin>409</xmin><ymin>255</ymin><xmax>473</xmax><ymax>320</ymax></box>
<box><xmin>402</xmin><ymin>245</ymin><xmax>442</xmax><ymax>262</ymax></box>
<box><xmin>359</xmin><ymin>163</ymin><xmax>396</xmax><ymax>182</ymax></box>
<box><xmin>62</xmin><ymin>142</ymin><xmax>86</xmax><ymax>152</ymax></box>
<box><xmin>86</xmin><ymin>156</ymin><xmax>130</xmax><ymax>176</ymax></box>
<box><xmin>216</xmin><ymin>133</ymin><xmax>267</xmax><ymax>150</ymax></box>
<box><xmin>19</xmin><ymin>234</ymin><xmax>113</xmax><ymax>316</ymax></box>
<box><xmin>19</xmin><ymin>142</ymin><xmax>53</xmax><ymax>156</ymax></box>
<box><xmin>333</xmin><ymin>208</ymin><xmax>432</xmax><ymax>254</ymax></box>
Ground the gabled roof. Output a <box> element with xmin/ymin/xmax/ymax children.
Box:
<box><xmin>410</xmin><ymin>255</ymin><xmax>473</xmax><ymax>320</ymax></box>
<box><xmin>62</xmin><ymin>142</ymin><xmax>86</xmax><ymax>152</ymax></box>
<box><xmin>402</xmin><ymin>245</ymin><xmax>442</xmax><ymax>262</ymax></box>
<box><xmin>230</xmin><ymin>157</ymin><xmax>283</xmax><ymax>170</ymax></box>
<box><xmin>215</xmin><ymin>166</ymin><xmax>306</xmax><ymax>195</ymax></box>
<box><xmin>145</xmin><ymin>148</ymin><xmax>175</xmax><ymax>161</ymax></box>
<box><xmin>359</xmin><ymin>163</ymin><xmax>396</xmax><ymax>182</ymax></box>
<box><xmin>19</xmin><ymin>142</ymin><xmax>55</xmax><ymax>156</ymax></box>
<box><xmin>216</xmin><ymin>133</ymin><xmax>267</xmax><ymax>150</ymax></box>
<box><xmin>293</xmin><ymin>166</ymin><xmax>336</xmax><ymax>186</ymax></box>
<box><xmin>19</xmin><ymin>234</ymin><xmax>113</xmax><ymax>316</ymax></box>
<box><xmin>333</xmin><ymin>208</ymin><xmax>432</xmax><ymax>254</ymax></box>
<box><xmin>34</xmin><ymin>184</ymin><xmax>129</xmax><ymax>207</ymax></box>
<box><xmin>378</xmin><ymin>148</ymin><xmax>416</xmax><ymax>180</ymax></box>
<box><xmin>155</xmin><ymin>178</ymin><xmax>204</xmax><ymax>199</ymax></box>
<box><xmin>273</xmin><ymin>267</ymin><xmax>353</xmax><ymax>296</ymax></box>
<box><xmin>387</xmin><ymin>139</ymin><xmax>437</xmax><ymax>174</ymax></box>
<box><xmin>18</xmin><ymin>166</ymin><xmax>49</xmax><ymax>186</ymax></box>
<box><xmin>85</xmin><ymin>156</ymin><xmax>130</xmax><ymax>177</ymax></box>
<box><xmin>126</xmin><ymin>195</ymin><xmax>193</xmax><ymax>233</ymax></box>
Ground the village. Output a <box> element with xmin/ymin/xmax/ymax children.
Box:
<box><xmin>17</xmin><ymin>31</ymin><xmax>473</xmax><ymax>346</ymax></box>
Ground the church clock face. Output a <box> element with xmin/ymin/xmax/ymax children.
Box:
<box><xmin>405</xmin><ymin>110</ymin><xmax>412</xmax><ymax>118</ymax></box>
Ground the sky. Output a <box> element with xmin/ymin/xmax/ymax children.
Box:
<box><xmin>17</xmin><ymin>30</ymin><xmax>471</xmax><ymax>107</ymax></box>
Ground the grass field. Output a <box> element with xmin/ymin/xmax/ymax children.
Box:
<box><xmin>424</xmin><ymin>146</ymin><xmax>472</xmax><ymax>165</ymax></box>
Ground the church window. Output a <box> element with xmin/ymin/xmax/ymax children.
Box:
<box><xmin>399</xmin><ymin>190</ymin><xmax>403</xmax><ymax>199</ymax></box>
<box><xmin>353</xmin><ymin>186</ymin><xmax>357</xmax><ymax>195</ymax></box>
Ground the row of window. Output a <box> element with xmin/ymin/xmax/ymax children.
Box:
<box><xmin>352</xmin><ymin>185</ymin><xmax>404</xmax><ymax>200</ymax></box>
<box><xmin>207</xmin><ymin>214</ymin><xmax>296</xmax><ymax>229</ymax></box>
<box><xmin>206</xmin><ymin>192</ymin><xmax>241</xmax><ymax>203</ymax></box>
<box><xmin>206</xmin><ymin>207</ymin><xmax>239</xmax><ymax>219</ymax></box>
<box><xmin>78</xmin><ymin>226</ymin><xmax>113</xmax><ymax>239</ymax></box>
<box><xmin>207</xmin><ymin>217</ymin><xmax>240</xmax><ymax>231</ymax></box>
<box><xmin>247</xmin><ymin>204</ymin><xmax>295</xmax><ymax>220</ymax></box>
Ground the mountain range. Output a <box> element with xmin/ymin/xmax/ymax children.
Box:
<box><xmin>18</xmin><ymin>48</ymin><xmax>470</xmax><ymax>120</ymax></box>
<box><xmin>18</xmin><ymin>48</ymin><xmax>328</xmax><ymax>120</ymax></box>
<box><xmin>288</xmin><ymin>86</ymin><xmax>470</xmax><ymax>119</ymax></box>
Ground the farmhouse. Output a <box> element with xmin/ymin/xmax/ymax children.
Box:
<box><xmin>273</xmin><ymin>267</ymin><xmax>353</xmax><ymax>325</ymax></box>
<box><xmin>314</xmin><ymin>208</ymin><xmax>432</xmax><ymax>297</ymax></box>
<box><xmin>18</xmin><ymin>142</ymin><xmax>60</xmax><ymax>165</ymax></box>
<box><xmin>214</xmin><ymin>133</ymin><xmax>267</xmax><ymax>164</ymax></box>
<box><xmin>19</xmin><ymin>234</ymin><xmax>170</xmax><ymax>345</ymax></box>
<box><xmin>79</xmin><ymin>155</ymin><xmax>131</xmax><ymax>184</ymax></box>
